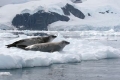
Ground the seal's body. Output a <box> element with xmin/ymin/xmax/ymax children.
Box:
<box><xmin>6</xmin><ymin>35</ymin><xmax>57</xmax><ymax>49</ymax></box>
<box><xmin>25</xmin><ymin>40</ymin><xmax>70</xmax><ymax>52</ymax></box>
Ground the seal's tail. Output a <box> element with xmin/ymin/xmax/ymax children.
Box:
<box><xmin>6</xmin><ymin>40</ymin><xmax>24</xmax><ymax>48</ymax></box>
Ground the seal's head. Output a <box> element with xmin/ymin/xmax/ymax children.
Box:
<box><xmin>61</xmin><ymin>40</ymin><xmax>70</xmax><ymax>45</ymax></box>
<box><xmin>48</xmin><ymin>35</ymin><xmax>57</xmax><ymax>41</ymax></box>
<box><xmin>58</xmin><ymin>40</ymin><xmax>70</xmax><ymax>50</ymax></box>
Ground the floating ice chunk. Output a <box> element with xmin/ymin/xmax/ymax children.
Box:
<box><xmin>0</xmin><ymin>72</ymin><xmax>12</xmax><ymax>76</ymax></box>
<box><xmin>0</xmin><ymin>33</ymin><xmax>18</xmax><ymax>38</ymax></box>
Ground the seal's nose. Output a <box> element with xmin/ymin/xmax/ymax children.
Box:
<box><xmin>63</xmin><ymin>41</ymin><xmax>70</xmax><ymax>44</ymax></box>
<box><xmin>52</xmin><ymin>35</ymin><xmax>57</xmax><ymax>38</ymax></box>
<box><xmin>66</xmin><ymin>41</ymin><xmax>70</xmax><ymax>44</ymax></box>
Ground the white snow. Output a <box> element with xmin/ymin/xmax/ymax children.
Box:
<box><xmin>0</xmin><ymin>30</ymin><xmax>120</xmax><ymax>69</ymax></box>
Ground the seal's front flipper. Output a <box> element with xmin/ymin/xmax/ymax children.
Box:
<box><xmin>17</xmin><ymin>45</ymin><xmax>27</xmax><ymax>49</ymax></box>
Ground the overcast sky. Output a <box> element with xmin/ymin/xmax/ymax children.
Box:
<box><xmin>0</xmin><ymin>0</ymin><xmax>31</xmax><ymax>6</ymax></box>
<box><xmin>0</xmin><ymin>0</ymin><xmax>12</xmax><ymax>6</ymax></box>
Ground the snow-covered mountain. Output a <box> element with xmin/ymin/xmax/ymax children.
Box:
<box><xmin>0</xmin><ymin>0</ymin><xmax>120</xmax><ymax>31</ymax></box>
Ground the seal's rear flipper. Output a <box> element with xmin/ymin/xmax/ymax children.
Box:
<box><xmin>6</xmin><ymin>40</ymin><xmax>25</xmax><ymax>48</ymax></box>
<box><xmin>6</xmin><ymin>45</ymin><xmax>10</xmax><ymax>48</ymax></box>
<box><xmin>6</xmin><ymin>44</ymin><xmax>15</xmax><ymax>48</ymax></box>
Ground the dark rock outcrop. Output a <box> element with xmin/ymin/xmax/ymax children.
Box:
<box><xmin>106</xmin><ymin>10</ymin><xmax>109</xmax><ymax>13</ymax></box>
<box><xmin>61</xmin><ymin>4</ymin><xmax>85</xmax><ymax>19</ymax></box>
<box><xmin>71</xmin><ymin>0</ymin><xmax>82</xmax><ymax>3</ymax></box>
<box><xmin>99</xmin><ymin>12</ymin><xmax>105</xmax><ymax>14</ymax></box>
<box><xmin>12</xmin><ymin>4</ymin><xmax>85</xmax><ymax>30</ymax></box>
<box><xmin>12</xmin><ymin>10</ymin><xmax>70</xmax><ymax>30</ymax></box>
<box><xmin>88</xmin><ymin>13</ymin><xmax>91</xmax><ymax>16</ymax></box>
